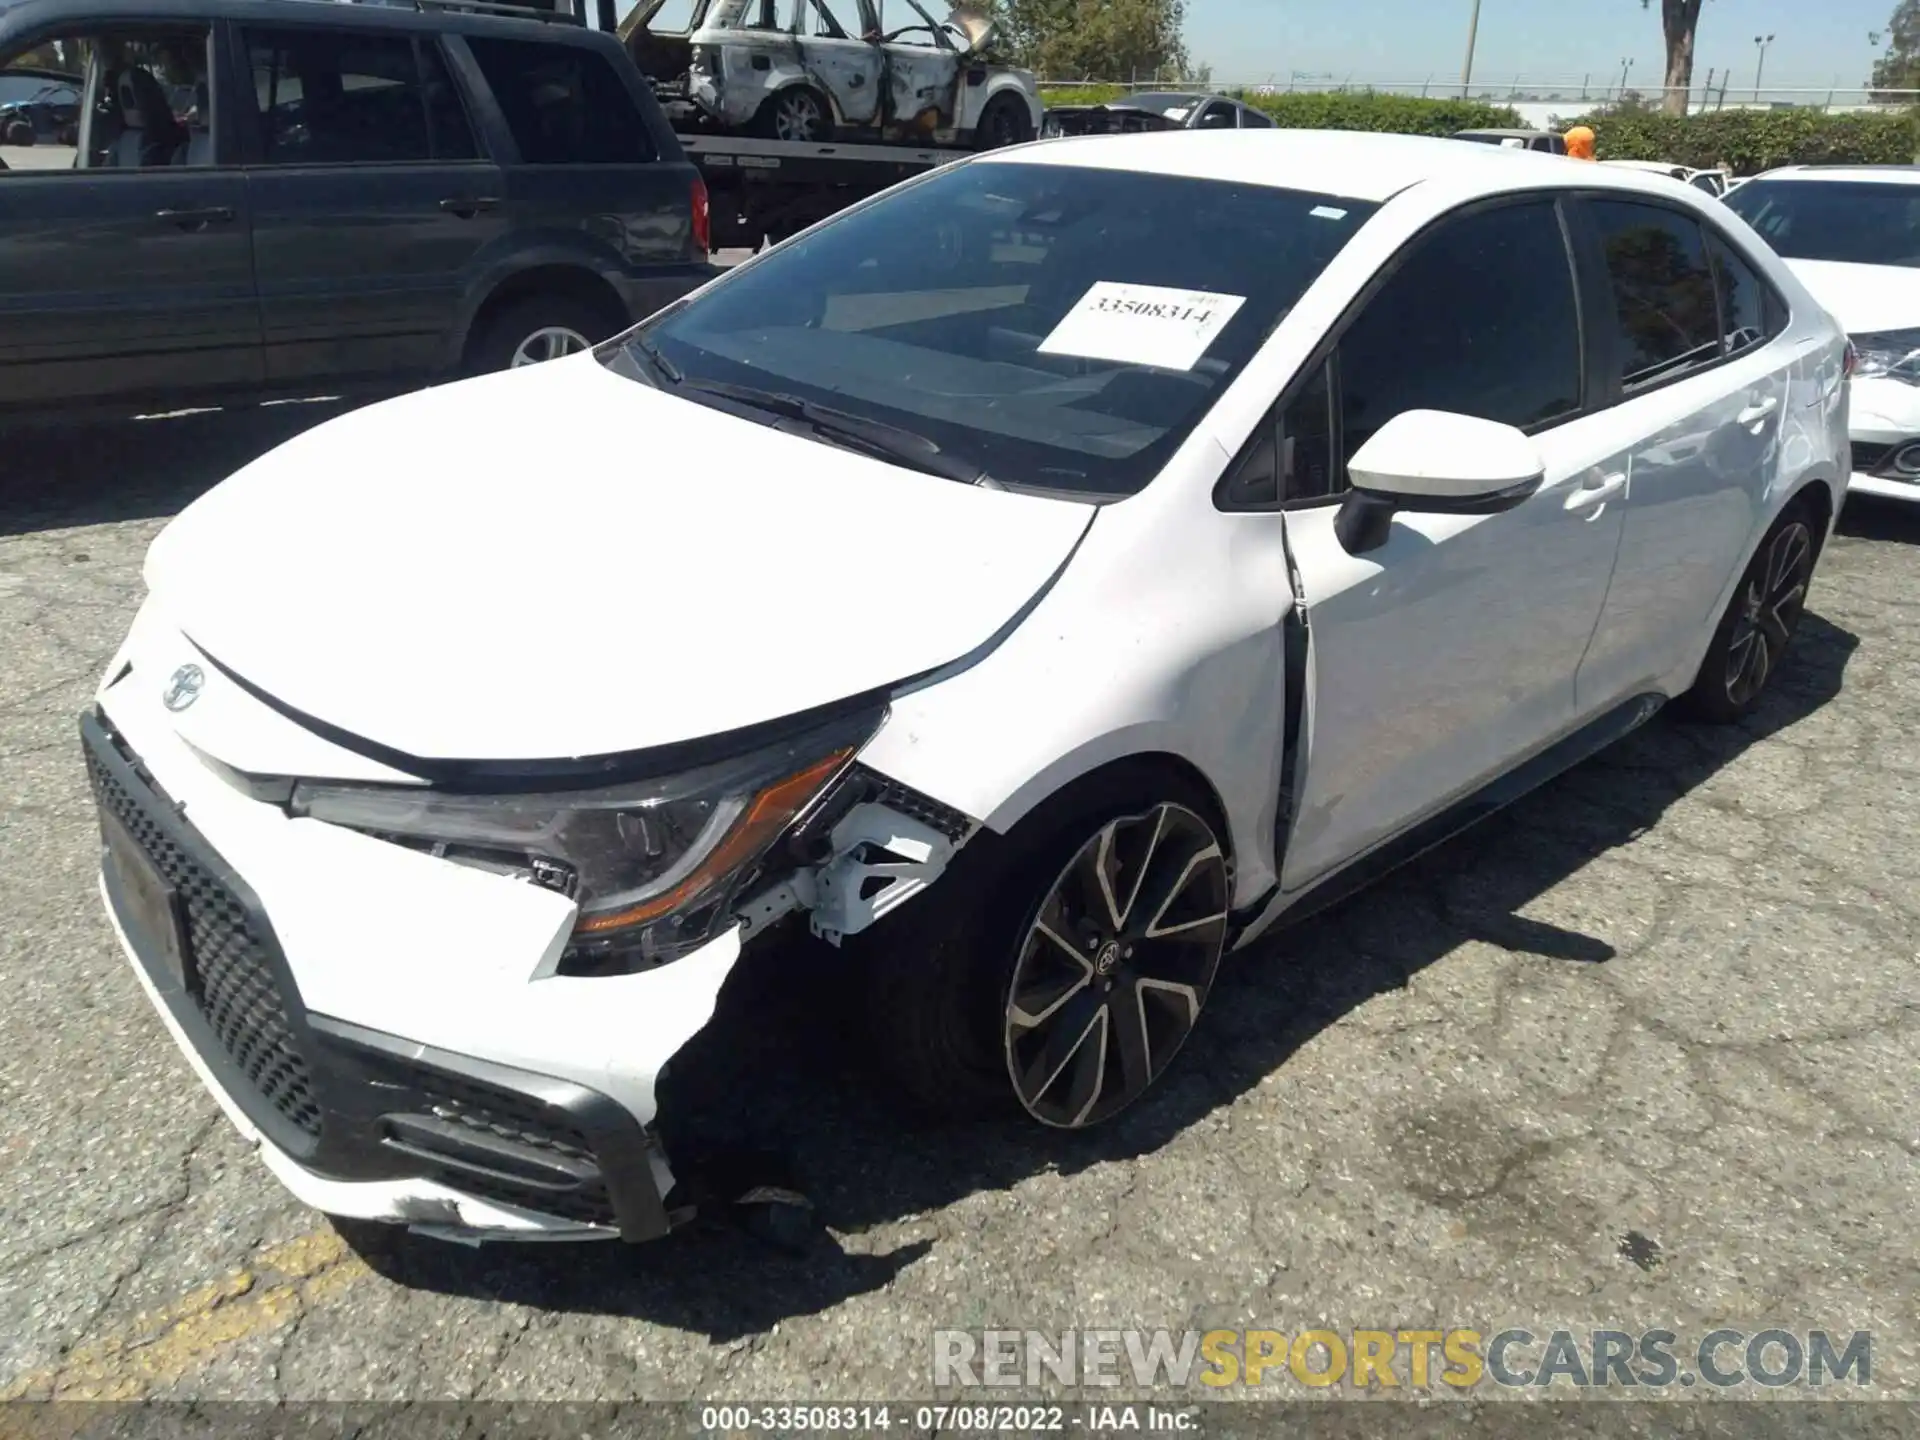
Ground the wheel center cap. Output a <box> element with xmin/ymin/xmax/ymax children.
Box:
<box><xmin>1094</xmin><ymin>940</ymin><xmax>1122</xmax><ymax>977</ymax></box>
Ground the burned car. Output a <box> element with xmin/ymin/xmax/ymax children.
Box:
<box><xmin>622</xmin><ymin>0</ymin><xmax>1040</xmax><ymax>147</ymax></box>
<box><xmin>1041</xmin><ymin>90</ymin><xmax>1275</xmax><ymax>138</ymax></box>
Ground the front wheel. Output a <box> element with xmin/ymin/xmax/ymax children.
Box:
<box><xmin>1679</xmin><ymin>504</ymin><xmax>1818</xmax><ymax>723</ymax></box>
<box><xmin>865</xmin><ymin>779</ymin><xmax>1230</xmax><ymax>1128</ymax></box>
<box><xmin>466</xmin><ymin>292</ymin><xmax>621</xmax><ymax>376</ymax></box>
<box><xmin>756</xmin><ymin>87</ymin><xmax>833</xmax><ymax>144</ymax></box>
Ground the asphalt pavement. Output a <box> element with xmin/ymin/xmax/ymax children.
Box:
<box><xmin>1</xmin><ymin>403</ymin><xmax>1916</xmax><ymax>1408</ymax></box>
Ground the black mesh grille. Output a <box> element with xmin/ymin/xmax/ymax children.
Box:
<box><xmin>85</xmin><ymin>740</ymin><xmax>323</xmax><ymax>1141</ymax></box>
<box><xmin>858</xmin><ymin>769</ymin><xmax>975</xmax><ymax>842</ymax></box>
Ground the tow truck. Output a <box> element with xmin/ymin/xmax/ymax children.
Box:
<box><xmin>479</xmin><ymin>0</ymin><xmax>1028</xmax><ymax>248</ymax></box>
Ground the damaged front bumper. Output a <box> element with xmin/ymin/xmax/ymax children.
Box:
<box><xmin>82</xmin><ymin>639</ymin><xmax>749</xmax><ymax>1242</ymax></box>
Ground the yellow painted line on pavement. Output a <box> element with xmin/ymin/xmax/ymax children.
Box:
<box><xmin>0</xmin><ymin>1227</ymin><xmax>368</xmax><ymax>1402</ymax></box>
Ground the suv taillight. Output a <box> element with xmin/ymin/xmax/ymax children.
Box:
<box><xmin>691</xmin><ymin>174</ymin><xmax>711</xmax><ymax>257</ymax></box>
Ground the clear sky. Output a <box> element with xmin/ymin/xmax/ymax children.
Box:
<box><xmin>1186</xmin><ymin>0</ymin><xmax>1890</xmax><ymax>94</ymax></box>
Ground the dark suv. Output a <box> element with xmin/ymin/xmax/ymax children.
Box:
<box><xmin>0</xmin><ymin>0</ymin><xmax>714</xmax><ymax>424</ymax></box>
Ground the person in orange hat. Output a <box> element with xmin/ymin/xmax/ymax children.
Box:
<box><xmin>1565</xmin><ymin>125</ymin><xmax>1596</xmax><ymax>160</ymax></box>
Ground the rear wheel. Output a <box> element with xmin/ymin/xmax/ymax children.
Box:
<box><xmin>972</xmin><ymin>92</ymin><xmax>1033</xmax><ymax>150</ymax></box>
<box><xmin>866</xmin><ymin>774</ymin><xmax>1230</xmax><ymax>1127</ymax></box>
<box><xmin>3</xmin><ymin>118</ymin><xmax>33</xmax><ymax>146</ymax></box>
<box><xmin>1680</xmin><ymin>503</ymin><xmax>1818</xmax><ymax>723</ymax></box>
<box><xmin>466</xmin><ymin>292</ymin><xmax>622</xmax><ymax>376</ymax></box>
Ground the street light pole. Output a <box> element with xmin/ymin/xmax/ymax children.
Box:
<box><xmin>1754</xmin><ymin>34</ymin><xmax>1775</xmax><ymax>102</ymax></box>
<box><xmin>1618</xmin><ymin>56</ymin><xmax>1632</xmax><ymax>99</ymax></box>
<box><xmin>1461</xmin><ymin>0</ymin><xmax>1481</xmax><ymax>96</ymax></box>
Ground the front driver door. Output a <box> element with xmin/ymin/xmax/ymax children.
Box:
<box><xmin>1273</xmin><ymin>196</ymin><xmax>1633</xmax><ymax>893</ymax></box>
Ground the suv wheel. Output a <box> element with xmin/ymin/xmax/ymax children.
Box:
<box><xmin>973</xmin><ymin>93</ymin><xmax>1033</xmax><ymax>150</ymax></box>
<box><xmin>3</xmin><ymin>118</ymin><xmax>33</xmax><ymax>146</ymax></box>
<box><xmin>468</xmin><ymin>293</ymin><xmax>621</xmax><ymax>376</ymax></box>
<box><xmin>758</xmin><ymin>87</ymin><xmax>832</xmax><ymax>144</ymax></box>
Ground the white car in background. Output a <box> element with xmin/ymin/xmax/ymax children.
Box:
<box><xmin>84</xmin><ymin>131</ymin><xmax>1847</xmax><ymax>1246</ymax></box>
<box><xmin>1603</xmin><ymin>158</ymin><xmax>1731</xmax><ymax>197</ymax></box>
<box><xmin>1726</xmin><ymin>165</ymin><xmax>1920</xmax><ymax>502</ymax></box>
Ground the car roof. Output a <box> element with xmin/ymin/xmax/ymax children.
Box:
<box><xmin>1745</xmin><ymin>165</ymin><xmax>1920</xmax><ymax>186</ymax></box>
<box><xmin>991</xmin><ymin>127</ymin><xmax>1714</xmax><ymax>205</ymax></box>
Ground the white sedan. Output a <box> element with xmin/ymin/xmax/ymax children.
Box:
<box><xmin>85</xmin><ymin>130</ymin><xmax>1848</xmax><ymax>1245</ymax></box>
<box><xmin>1725</xmin><ymin>164</ymin><xmax>1920</xmax><ymax>502</ymax></box>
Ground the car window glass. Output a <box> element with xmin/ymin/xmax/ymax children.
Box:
<box><xmin>1</xmin><ymin>27</ymin><xmax>213</xmax><ymax>171</ymax></box>
<box><xmin>419</xmin><ymin>40</ymin><xmax>477</xmax><ymax>160</ymax></box>
<box><xmin>640</xmin><ymin>0</ymin><xmax>700</xmax><ymax>30</ymax></box>
<box><xmin>1241</xmin><ymin>106</ymin><xmax>1274</xmax><ymax>128</ymax></box>
<box><xmin>1282</xmin><ymin>361</ymin><xmax>1336</xmax><ymax>501</ymax></box>
<box><xmin>1705</xmin><ymin>230</ymin><xmax>1780</xmax><ymax>359</ymax></box>
<box><xmin>1589</xmin><ymin>199</ymin><xmax>1720</xmax><ymax>390</ymax></box>
<box><xmin>244</xmin><ymin>28</ymin><xmax>438</xmax><ymax>165</ymax></box>
<box><xmin>1196</xmin><ymin>102</ymin><xmax>1236</xmax><ymax>129</ymax></box>
<box><xmin>1338</xmin><ymin>200</ymin><xmax>1581</xmax><ymax>469</ymax></box>
<box><xmin>465</xmin><ymin>37</ymin><xmax>653</xmax><ymax>165</ymax></box>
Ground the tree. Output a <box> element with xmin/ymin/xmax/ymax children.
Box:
<box><xmin>1642</xmin><ymin>0</ymin><xmax>1707</xmax><ymax>116</ymax></box>
<box><xmin>996</xmin><ymin>0</ymin><xmax>1191</xmax><ymax>81</ymax></box>
<box><xmin>1868</xmin><ymin>0</ymin><xmax>1920</xmax><ymax>99</ymax></box>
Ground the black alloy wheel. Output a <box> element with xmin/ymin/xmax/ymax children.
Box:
<box><xmin>1002</xmin><ymin>802</ymin><xmax>1228</xmax><ymax>1128</ymax></box>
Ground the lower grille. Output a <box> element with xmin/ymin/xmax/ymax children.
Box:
<box><xmin>84</xmin><ymin>735</ymin><xmax>323</xmax><ymax>1141</ymax></box>
<box><xmin>1852</xmin><ymin>441</ymin><xmax>1895</xmax><ymax>474</ymax></box>
<box><xmin>363</xmin><ymin>1056</ymin><xmax>618</xmax><ymax>1227</ymax></box>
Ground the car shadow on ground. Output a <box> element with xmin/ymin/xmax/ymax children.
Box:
<box><xmin>0</xmin><ymin>402</ymin><xmax>357</xmax><ymax>539</ymax></box>
<box><xmin>344</xmin><ymin>607</ymin><xmax>1861</xmax><ymax>1342</ymax></box>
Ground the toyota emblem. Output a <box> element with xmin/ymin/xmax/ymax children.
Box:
<box><xmin>162</xmin><ymin>664</ymin><xmax>205</xmax><ymax>712</ymax></box>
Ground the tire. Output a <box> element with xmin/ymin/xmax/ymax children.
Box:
<box><xmin>972</xmin><ymin>92</ymin><xmax>1033</xmax><ymax>150</ymax></box>
<box><xmin>3</xmin><ymin>119</ymin><xmax>33</xmax><ymax>147</ymax></box>
<box><xmin>1678</xmin><ymin>501</ymin><xmax>1819</xmax><ymax>723</ymax></box>
<box><xmin>466</xmin><ymin>291</ymin><xmax>622</xmax><ymax>376</ymax></box>
<box><xmin>755</xmin><ymin>86</ymin><xmax>833</xmax><ymax>144</ymax></box>
<box><xmin>864</xmin><ymin>771</ymin><xmax>1231</xmax><ymax>1128</ymax></box>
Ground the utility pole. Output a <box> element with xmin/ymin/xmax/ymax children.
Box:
<box><xmin>1618</xmin><ymin>56</ymin><xmax>1632</xmax><ymax>100</ymax></box>
<box><xmin>1461</xmin><ymin>0</ymin><xmax>1481</xmax><ymax>96</ymax></box>
<box><xmin>1753</xmin><ymin>34</ymin><xmax>1775</xmax><ymax>102</ymax></box>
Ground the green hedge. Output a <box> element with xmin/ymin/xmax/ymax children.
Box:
<box><xmin>1569</xmin><ymin>107</ymin><xmax>1919</xmax><ymax>171</ymax></box>
<box><xmin>1038</xmin><ymin>87</ymin><xmax>1522</xmax><ymax>137</ymax></box>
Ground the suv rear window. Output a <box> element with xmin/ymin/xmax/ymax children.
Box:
<box><xmin>464</xmin><ymin>37</ymin><xmax>652</xmax><ymax>165</ymax></box>
<box><xmin>617</xmin><ymin>160</ymin><xmax>1377</xmax><ymax>498</ymax></box>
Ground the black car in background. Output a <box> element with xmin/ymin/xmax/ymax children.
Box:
<box><xmin>0</xmin><ymin>0</ymin><xmax>716</xmax><ymax>425</ymax></box>
<box><xmin>1041</xmin><ymin>89</ymin><xmax>1276</xmax><ymax>137</ymax></box>
<box><xmin>0</xmin><ymin>64</ymin><xmax>81</xmax><ymax>143</ymax></box>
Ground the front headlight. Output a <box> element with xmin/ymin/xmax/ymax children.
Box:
<box><xmin>289</xmin><ymin>707</ymin><xmax>879</xmax><ymax>971</ymax></box>
<box><xmin>1849</xmin><ymin>329</ymin><xmax>1920</xmax><ymax>385</ymax></box>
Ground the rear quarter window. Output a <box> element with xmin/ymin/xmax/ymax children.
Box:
<box><xmin>464</xmin><ymin>36</ymin><xmax>652</xmax><ymax>164</ymax></box>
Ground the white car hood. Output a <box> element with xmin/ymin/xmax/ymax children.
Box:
<box><xmin>146</xmin><ymin>356</ymin><xmax>1094</xmax><ymax>764</ymax></box>
<box><xmin>1784</xmin><ymin>259</ymin><xmax>1920</xmax><ymax>334</ymax></box>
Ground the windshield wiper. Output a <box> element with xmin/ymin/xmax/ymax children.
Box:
<box><xmin>682</xmin><ymin>380</ymin><xmax>993</xmax><ymax>487</ymax></box>
<box><xmin>627</xmin><ymin>333</ymin><xmax>683</xmax><ymax>386</ymax></box>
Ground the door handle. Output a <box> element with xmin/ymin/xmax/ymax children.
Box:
<box><xmin>1564</xmin><ymin>471</ymin><xmax>1627</xmax><ymax>512</ymax></box>
<box><xmin>438</xmin><ymin>196</ymin><xmax>500</xmax><ymax>217</ymax></box>
<box><xmin>1737</xmin><ymin>395</ymin><xmax>1780</xmax><ymax>427</ymax></box>
<box><xmin>154</xmin><ymin>206</ymin><xmax>234</xmax><ymax>229</ymax></box>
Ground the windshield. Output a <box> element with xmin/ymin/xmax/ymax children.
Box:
<box><xmin>1725</xmin><ymin>179</ymin><xmax>1920</xmax><ymax>268</ymax></box>
<box><xmin>615</xmin><ymin>160</ymin><xmax>1377</xmax><ymax>498</ymax></box>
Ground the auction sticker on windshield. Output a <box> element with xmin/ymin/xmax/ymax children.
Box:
<box><xmin>1038</xmin><ymin>282</ymin><xmax>1248</xmax><ymax>372</ymax></box>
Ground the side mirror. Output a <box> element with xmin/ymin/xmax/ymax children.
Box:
<box><xmin>1334</xmin><ymin>409</ymin><xmax>1545</xmax><ymax>555</ymax></box>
